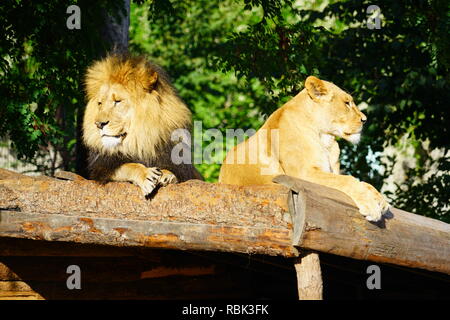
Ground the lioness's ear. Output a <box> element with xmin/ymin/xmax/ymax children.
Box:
<box><xmin>305</xmin><ymin>76</ymin><xmax>328</xmax><ymax>101</ymax></box>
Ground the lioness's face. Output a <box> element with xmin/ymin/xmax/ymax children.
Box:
<box><xmin>305</xmin><ymin>76</ymin><xmax>367</xmax><ymax>144</ymax></box>
<box><xmin>325</xmin><ymin>83</ymin><xmax>367</xmax><ymax>144</ymax></box>
<box><xmin>89</xmin><ymin>83</ymin><xmax>133</xmax><ymax>149</ymax></box>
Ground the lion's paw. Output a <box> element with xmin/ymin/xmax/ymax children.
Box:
<box><xmin>352</xmin><ymin>182</ymin><xmax>390</xmax><ymax>222</ymax></box>
<box><xmin>137</xmin><ymin>167</ymin><xmax>163</xmax><ymax>196</ymax></box>
<box><xmin>158</xmin><ymin>169</ymin><xmax>178</xmax><ymax>187</ymax></box>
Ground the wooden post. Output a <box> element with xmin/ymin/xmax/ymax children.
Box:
<box><xmin>294</xmin><ymin>252</ymin><xmax>323</xmax><ymax>300</ymax></box>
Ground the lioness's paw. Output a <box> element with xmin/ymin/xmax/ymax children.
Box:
<box><xmin>158</xmin><ymin>169</ymin><xmax>178</xmax><ymax>187</ymax></box>
<box><xmin>137</xmin><ymin>167</ymin><xmax>163</xmax><ymax>196</ymax></box>
<box><xmin>353</xmin><ymin>182</ymin><xmax>390</xmax><ymax>222</ymax></box>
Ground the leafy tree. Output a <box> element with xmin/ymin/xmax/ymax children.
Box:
<box><xmin>0</xmin><ymin>0</ymin><xmax>127</xmax><ymax>175</ymax></box>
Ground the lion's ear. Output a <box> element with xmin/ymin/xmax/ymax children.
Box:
<box><xmin>147</xmin><ymin>71</ymin><xmax>158</xmax><ymax>90</ymax></box>
<box><xmin>305</xmin><ymin>76</ymin><xmax>328</xmax><ymax>101</ymax></box>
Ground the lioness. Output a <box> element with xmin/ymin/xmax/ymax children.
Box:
<box><xmin>219</xmin><ymin>76</ymin><xmax>389</xmax><ymax>222</ymax></box>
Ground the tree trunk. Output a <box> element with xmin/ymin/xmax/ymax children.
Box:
<box><xmin>100</xmin><ymin>0</ymin><xmax>130</xmax><ymax>54</ymax></box>
<box><xmin>75</xmin><ymin>0</ymin><xmax>130</xmax><ymax>177</ymax></box>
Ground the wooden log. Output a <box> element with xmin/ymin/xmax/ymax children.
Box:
<box><xmin>0</xmin><ymin>169</ymin><xmax>297</xmax><ymax>257</ymax></box>
<box><xmin>0</xmin><ymin>210</ymin><xmax>297</xmax><ymax>256</ymax></box>
<box><xmin>294</xmin><ymin>252</ymin><xmax>323</xmax><ymax>300</ymax></box>
<box><xmin>1</xmin><ymin>169</ymin><xmax>450</xmax><ymax>275</ymax></box>
<box><xmin>274</xmin><ymin>175</ymin><xmax>450</xmax><ymax>275</ymax></box>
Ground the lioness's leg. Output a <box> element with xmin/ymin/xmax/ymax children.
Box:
<box><xmin>110</xmin><ymin>163</ymin><xmax>176</xmax><ymax>196</ymax></box>
<box><xmin>303</xmin><ymin>168</ymin><xmax>390</xmax><ymax>222</ymax></box>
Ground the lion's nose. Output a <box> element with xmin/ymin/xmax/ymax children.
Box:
<box><xmin>95</xmin><ymin>121</ymin><xmax>109</xmax><ymax>129</ymax></box>
<box><xmin>361</xmin><ymin>114</ymin><xmax>367</xmax><ymax>123</ymax></box>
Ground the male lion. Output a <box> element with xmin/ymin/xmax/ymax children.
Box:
<box><xmin>219</xmin><ymin>76</ymin><xmax>389</xmax><ymax>222</ymax></box>
<box><xmin>83</xmin><ymin>54</ymin><xmax>202</xmax><ymax>196</ymax></box>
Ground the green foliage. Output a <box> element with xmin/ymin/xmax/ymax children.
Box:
<box><xmin>0</xmin><ymin>0</ymin><xmax>124</xmax><ymax>173</ymax></box>
<box><xmin>391</xmin><ymin>157</ymin><xmax>450</xmax><ymax>223</ymax></box>
<box><xmin>130</xmin><ymin>0</ymin><xmax>269</xmax><ymax>181</ymax></box>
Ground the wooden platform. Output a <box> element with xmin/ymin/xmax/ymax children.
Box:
<box><xmin>0</xmin><ymin>169</ymin><xmax>449</xmax><ymax>299</ymax></box>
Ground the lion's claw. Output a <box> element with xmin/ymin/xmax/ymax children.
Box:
<box><xmin>137</xmin><ymin>167</ymin><xmax>177</xmax><ymax>196</ymax></box>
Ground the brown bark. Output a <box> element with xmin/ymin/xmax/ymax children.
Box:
<box><xmin>0</xmin><ymin>169</ymin><xmax>296</xmax><ymax>257</ymax></box>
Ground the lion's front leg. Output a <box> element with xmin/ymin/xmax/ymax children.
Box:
<box><xmin>281</xmin><ymin>144</ymin><xmax>389</xmax><ymax>222</ymax></box>
<box><xmin>347</xmin><ymin>181</ymin><xmax>390</xmax><ymax>221</ymax></box>
<box><xmin>111</xmin><ymin>163</ymin><xmax>177</xmax><ymax>196</ymax></box>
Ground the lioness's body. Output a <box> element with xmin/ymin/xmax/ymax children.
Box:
<box><xmin>83</xmin><ymin>54</ymin><xmax>202</xmax><ymax>196</ymax></box>
<box><xmin>219</xmin><ymin>76</ymin><xmax>389</xmax><ymax>221</ymax></box>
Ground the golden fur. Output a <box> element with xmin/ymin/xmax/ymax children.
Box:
<box><xmin>219</xmin><ymin>76</ymin><xmax>389</xmax><ymax>221</ymax></box>
<box><xmin>83</xmin><ymin>54</ymin><xmax>202</xmax><ymax>195</ymax></box>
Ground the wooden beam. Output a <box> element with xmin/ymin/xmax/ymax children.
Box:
<box><xmin>274</xmin><ymin>175</ymin><xmax>450</xmax><ymax>275</ymax></box>
<box><xmin>0</xmin><ymin>210</ymin><xmax>297</xmax><ymax>256</ymax></box>
<box><xmin>0</xmin><ymin>169</ymin><xmax>297</xmax><ymax>257</ymax></box>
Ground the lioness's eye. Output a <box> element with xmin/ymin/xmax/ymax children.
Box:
<box><xmin>114</xmin><ymin>100</ymin><xmax>122</xmax><ymax>105</ymax></box>
<box><xmin>98</xmin><ymin>102</ymin><xmax>102</xmax><ymax>106</ymax></box>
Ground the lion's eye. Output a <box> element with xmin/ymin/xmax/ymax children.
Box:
<box><xmin>114</xmin><ymin>100</ymin><xmax>122</xmax><ymax>105</ymax></box>
<box><xmin>98</xmin><ymin>102</ymin><xmax>102</xmax><ymax>106</ymax></box>
<box><xmin>345</xmin><ymin>101</ymin><xmax>351</xmax><ymax>108</ymax></box>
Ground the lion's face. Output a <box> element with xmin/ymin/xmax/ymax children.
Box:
<box><xmin>82</xmin><ymin>55</ymin><xmax>192</xmax><ymax>159</ymax></box>
<box><xmin>83</xmin><ymin>81</ymin><xmax>139</xmax><ymax>154</ymax></box>
<box><xmin>90</xmin><ymin>83</ymin><xmax>132</xmax><ymax>149</ymax></box>
<box><xmin>305</xmin><ymin>76</ymin><xmax>367</xmax><ymax>144</ymax></box>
